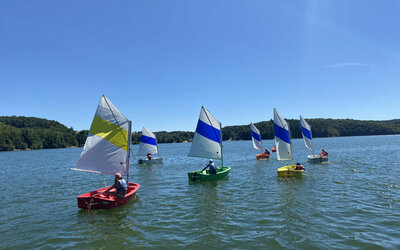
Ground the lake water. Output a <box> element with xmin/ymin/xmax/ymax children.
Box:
<box><xmin>1</xmin><ymin>135</ymin><xmax>400</xmax><ymax>249</ymax></box>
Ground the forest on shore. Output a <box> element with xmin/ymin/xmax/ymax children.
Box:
<box><xmin>1</xmin><ymin>116</ymin><xmax>400</xmax><ymax>151</ymax></box>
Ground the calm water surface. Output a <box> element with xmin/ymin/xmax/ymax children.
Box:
<box><xmin>1</xmin><ymin>135</ymin><xmax>400</xmax><ymax>249</ymax></box>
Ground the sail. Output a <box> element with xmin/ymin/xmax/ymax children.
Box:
<box><xmin>300</xmin><ymin>115</ymin><xmax>313</xmax><ymax>151</ymax></box>
<box><xmin>73</xmin><ymin>95</ymin><xmax>131</xmax><ymax>175</ymax></box>
<box><xmin>273</xmin><ymin>109</ymin><xmax>292</xmax><ymax>161</ymax></box>
<box><xmin>137</xmin><ymin>127</ymin><xmax>159</xmax><ymax>156</ymax></box>
<box><xmin>250</xmin><ymin>123</ymin><xmax>263</xmax><ymax>152</ymax></box>
<box><xmin>188</xmin><ymin>106</ymin><xmax>222</xmax><ymax>159</ymax></box>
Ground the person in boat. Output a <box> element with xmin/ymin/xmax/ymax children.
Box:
<box><xmin>264</xmin><ymin>148</ymin><xmax>270</xmax><ymax>155</ymax></box>
<box><xmin>320</xmin><ymin>148</ymin><xmax>328</xmax><ymax>158</ymax></box>
<box><xmin>147</xmin><ymin>153</ymin><xmax>152</xmax><ymax>160</ymax></box>
<box><xmin>206</xmin><ymin>159</ymin><xmax>217</xmax><ymax>174</ymax></box>
<box><xmin>295</xmin><ymin>163</ymin><xmax>305</xmax><ymax>170</ymax></box>
<box><xmin>105</xmin><ymin>173</ymin><xmax>127</xmax><ymax>198</ymax></box>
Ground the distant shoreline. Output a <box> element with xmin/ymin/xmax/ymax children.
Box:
<box><xmin>4</xmin><ymin>134</ymin><xmax>399</xmax><ymax>153</ymax></box>
<box><xmin>1</xmin><ymin>116</ymin><xmax>400</xmax><ymax>152</ymax></box>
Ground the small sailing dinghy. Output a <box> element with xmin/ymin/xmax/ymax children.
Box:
<box><xmin>187</xmin><ymin>106</ymin><xmax>231</xmax><ymax>181</ymax></box>
<box><xmin>300</xmin><ymin>115</ymin><xmax>328</xmax><ymax>163</ymax></box>
<box><xmin>71</xmin><ymin>95</ymin><xmax>140</xmax><ymax>209</ymax></box>
<box><xmin>273</xmin><ymin>109</ymin><xmax>304</xmax><ymax>178</ymax></box>
<box><xmin>137</xmin><ymin>127</ymin><xmax>163</xmax><ymax>164</ymax></box>
<box><xmin>251</xmin><ymin>123</ymin><xmax>270</xmax><ymax>160</ymax></box>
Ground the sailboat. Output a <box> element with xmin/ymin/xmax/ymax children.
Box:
<box><xmin>187</xmin><ymin>106</ymin><xmax>231</xmax><ymax>181</ymax></box>
<box><xmin>251</xmin><ymin>123</ymin><xmax>269</xmax><ymax>160</ymax></box>
<box><xmin>300</xmin><ymin>115</ymin><xmax>328</xmax><ymax>163</ymax></box>
<box><xmin>137</xmin><ymin>127</ymin><xmax>163</xmax><ymax>164</ymax></box>
<box><xmin>273</xmin><ymin>109</ymin><xmax>304</xmax><ymax>177</ymax></box>
<box><xmin>71</xmin><ymin>95</ymin><xmax>140</xmax><ymax>209</ymax></box>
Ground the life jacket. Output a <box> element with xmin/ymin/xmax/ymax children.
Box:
<box><xmin>117</xmin><ymin>179</ymin><xmax>127</xmax><ymax>192</ymax></box>
<box><xmin>209</xmin><ymin>162</ymin><xmax>217</xmax><ymax>174</ymax></box>
<box><xmin>321</xmin><ymin>151</ymin><xmax>328</xmax><ymax>157</ymax></box>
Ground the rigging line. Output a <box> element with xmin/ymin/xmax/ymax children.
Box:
<box><xmin>103</xmin><ymin>95</ymin><xmax>136</xmax><ymax>160</ymax></box>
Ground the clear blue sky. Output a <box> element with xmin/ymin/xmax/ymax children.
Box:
<box><xmin>1</xmin><ymin>0</ymin><xmax>399</xmax><ymax>132</ymax></box>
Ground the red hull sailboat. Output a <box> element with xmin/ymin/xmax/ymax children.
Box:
<box><xmin>72</xmin><ymin>95</ymin><xmax>140</xmax><ymax>210</ymax></box>
<box><xmin>77</xmin><ymin>183</ymin><xmax>140</xmax><ymax>210</ymax></box>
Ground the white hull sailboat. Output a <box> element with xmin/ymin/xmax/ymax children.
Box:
<box><xmin>137</xmin><ymin>127</ymin><xmax>163</xmax><ymax>164</ymax></box>
<box><xmin>300</xmin><ymin>115</ymin><xmax>328</xmax><ymax>163</ymax></box>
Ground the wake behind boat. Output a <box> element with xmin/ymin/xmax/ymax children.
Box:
<box><xmin>300</xmin><ymin>115</ymin><xmax>328</xmax><ymax>163</ymax></box>
<box><xmin>71</xmin><ymin>95</ymin><xmax>140</xmax><ymax>210</ymax></box>
<box><xmin>187</xmin><ymin>106</ymin><xmax>231</xmax><ymax>182</ymax></box>
<box><xmin>137</xmin><ymin>127</ymin><xmax>163</xmax><ymax>164</ymax></box>
<box><xmin>273</xmin><ymin>109</ymin><xmax>305</xmax><ymax>177</ymax></box>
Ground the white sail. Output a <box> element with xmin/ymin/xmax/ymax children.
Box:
<box><xmin>188</xmin><ymin>106</ymin><xmax>222</xmax><ymax>159</ymax></box>
<box><xmin>273</xmin><ymin>109</ymin><xmax>292</xmax><ymax>161</ymax></box>
<box><xmin>137</xmin><ymin>127</ymin><xmax>159</xmax><ymax>156</ymax></box>
<box><xmin>73</xmin><ymin>95</ymin><xmax>131</xmax><ymax>175</ymax></box>
<box><xmin>250</xmin><ymin>123</ymin><xmax>263</xmax><ymax>152</ymax></box>
<box><xmin>300</xmin><ymin>115</ymin><xmax>313</xmax><ymax>151</ymax></box>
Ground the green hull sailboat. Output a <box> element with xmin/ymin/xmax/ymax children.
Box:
<box><xmin>187</xmin><ymin>106</ymin><xmax>231</xmax><ymax>182</ymax></box>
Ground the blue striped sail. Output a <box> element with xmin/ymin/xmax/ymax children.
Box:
<box><xmin>300</xmin><ymin>115</ymin><xmax>313</xmax><ymax>151</ymax></box>
<box><xmin>137</xmin><ymin>127</ymin><xmax>159</xmax><ymax>156</ymax></box>
<box><xmin>188</xmin><ymin>106</ymin><xmax>222</xmax><ymax>159</ymax></box>
<box><xmin>250</xmin><ymin>123</ymin><xmax>263</xmax><ymax>152</ymax></box>
<box><xmin>273</xmin><ymin>108</ymin><xmax>292</xmax><ymax>161</ymax></box>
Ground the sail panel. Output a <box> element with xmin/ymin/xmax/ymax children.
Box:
<box><xmin>300</xmin><ymin>115</ymin><xmax>313</xmax><ymax>151</ymax></box>
<box><xmin>273</xmin><ymin>109</ymin><xmax>292</xmax><ymax>161</ymax></box>
<box><xmin>74</xmin><ymin>95</ymin><xmax>130</xmax><ymax>175</ymax></box>
<box><xmin>89</xmin><ymin>115</ymin><xmax>129</xmax><ymax>151</ymax></box>
<box><xmin>195</xmin><ymin>119</ymin><xmax>221</xmax><ymax>143</ymax></box>
<box><xmin>137</xmin><ymin>127</ymin><xmax>159</xmax><ymax>156</ymax></box>
<box><xmin>250</xmin><ymin>123</ymin><xmax>263</xmax><ymax>152</ymax></box>
<box><xmin>188</xmin><ymin>132</ymin><xmax>222</xmax><ymax>159</ymax></box>
<box><xmin>188</xmin><ymin>106</ymin><xmax>222</xmax><ymax>159</ymax></box>
<box><xmin>273</xmin><ymin>123</ymin><xmax>290</xmax><ymax>144</ymax></box>
<box><xmin>76</xmin><ymin>135</ymin><xmax>129</xmax><ymax>174</ymax></box>
<box><xmin>96</xmin><ymin>96</ymin><xmax>129</xmax><ymax>129</ymax></box>
<box><xmin>141</xmin><ymin>135</ymin><xmax>157</xmax><ymax>146</ymax></box>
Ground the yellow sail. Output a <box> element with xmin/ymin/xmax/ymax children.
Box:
<box><xmin>72</xmin><ymin>95</ymin><xmax>131</xmax><ymax>175</ymax></box>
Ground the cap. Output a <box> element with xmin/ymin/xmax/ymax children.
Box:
<box><xmin>115</xmin><ymin>173</ymin><xmax>122</xmax><ymax>178</ymax></box>
<box><xmin>209</xmin><ymin>159</ymin><xmax>213</xmax><ymax>163</ymax></box>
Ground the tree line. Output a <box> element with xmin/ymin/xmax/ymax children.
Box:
<box><xmin>1</xmin><ymin>116</ymin><xmax>400</xmax><ymax>151</ymax></box>
<box><xmin>0</xmin><ymin>116</ymin><xmax>88</xmax><ymax>151</ymax></box>
<box><xmin>222</xmin><ymin>118</ymin><xmax>400</xmax><ymax>141</ymax></box>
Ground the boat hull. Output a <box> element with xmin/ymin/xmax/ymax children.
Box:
<box><xmin>277</xmin><ymin>165</ymin><xmax>304</xmax><ymax>178</ymax></box>
<box><xmin>256</xmin><ymin>153</ymin><xmax>270</xmax><ymax>160</ymax></box>
<box><xmin>188</xmin><ymin>167</ymin><xmax>231</xmax><ymax>181</ymax></box>
<box><xmin>138</xmin><ymin>157</ymin><xmax>163</xmax><ymax>164</ymax></box>
<box><xmin>77</xmin><ymin>183</ymin><xmax>140</xmax><ymax>209</ymax></box>
<box><xmin>307</xmin><ymin>155</ymin><xmax>328</xmax><ymax>163</ymax></box>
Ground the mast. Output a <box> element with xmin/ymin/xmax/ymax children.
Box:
<box><xmin>310</xmin><ymin>124</ymin><xmax>314</xmax><ymax>156</ymax></box>
<box><xmin>156</xmin><ymin>136</ymin><xmax>160</xmax><ymax>156</ymax></box>
<box><xmin>126</xmin><ymin>120</ymin><xmax>132</xmax><ymax>183</ymax></box>
<box><xmin>288</xmin><ymin>122</ymin><xmax>294</xmax><ymax>165</ymax></box>
<box><xmin>220</xmin><ymin>122</ymin><xmax>223</xmax><ymax>168</ymax></box>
